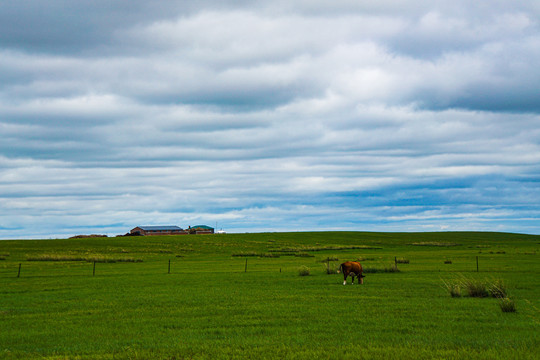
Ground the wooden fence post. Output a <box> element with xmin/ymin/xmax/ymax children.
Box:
<box><xmin>476</xmin><ymin>256</ymin><xmax>479</xmax><ymax>272</ymax></box>
<box><xmin>245</xmin><ymin>258</ymin><xmax>248</xmax><ymax>272</ymax></box>
<box><xmin>168</xmin><ymin>259</ymin><xmax>171</xmax><ymax>274</ymax></box>
<box><xmin>93</xmin><ymin>261</ymin><xmax>96</xmax><ymax>276</ymax></box>
<box><xmin>17</xmin><ymin>263</ymin><xmax>21</xmax><ymax>278</ymax></box>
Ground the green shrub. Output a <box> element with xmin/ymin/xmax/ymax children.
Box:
<box><xmin>298</xmin><ymin>266</ymin><xmax>311</xmax><ymax>276</ymax></box>
<box><xmin>499</xmin><ymin>297</ymin><xmax>517</xmax><ymax>312</ymax></box>
<box><xmin>395</xmin><ymin>258</ymin><xmax>410</xmax><ymax>264</ymax></box>
<box><xmin>444</xmin><ymin>260</ymin><xmax>452</xmax><ymax>264</ymax></box>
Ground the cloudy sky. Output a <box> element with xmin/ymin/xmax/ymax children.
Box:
<box><xmin>1</xmin><ymin>1</ymin><xmax>539</xmax><ymax>239</ymax></box>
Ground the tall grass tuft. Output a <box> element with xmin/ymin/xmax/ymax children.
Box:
<box><xmin>499</xmin><ymin>297</ymin><xmax>517</xmax><ymax>312</ymax></box>
<box><xmin>488</xmin><ymin>279</ymin><xmax>508</xmax><ymax>299</ymax></box>
<box><xmin>441</xmin><ymin>279</ymin><xmax>462</xmax><ymax>297</ymax></box>
<box><xmin>298</xmin><ymin>266</ymin><xmax>311</xmax><ymax>276</ymax></box>
<box><xmin>443</xmin><ymin>276</ymin><xmax>511</xmax><ymax>299</ymax></box>
<box><xmin>395</xmin><ymin>258</ymin><xmax>410</xmax><ymax>264</ymax></box>
<box><xmin>463</xmin><ymin>278</ymin><xmax>489</xmax><ymax>298</ymax></box>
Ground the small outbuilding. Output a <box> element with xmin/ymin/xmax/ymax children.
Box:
<box><xmin>130</xmin><ymin>226</ymin><xmax>187</xmax><ymax>236</ymax></box>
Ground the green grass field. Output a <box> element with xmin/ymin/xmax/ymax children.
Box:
<box><xmin>0</xmin><ymin>232</ymin><xmax>539</xmax><ymax>359</ymax></box>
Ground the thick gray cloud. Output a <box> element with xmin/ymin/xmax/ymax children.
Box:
<box><xmin>1</xmin><ymin>1</ymin><xmax>539</xmax><ymax>238</ymax></box>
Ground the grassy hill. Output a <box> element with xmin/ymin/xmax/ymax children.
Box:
<box><xmin>0</xmin><ymin>232</ymin><xmax>539</xmax><ymax>359</ymax></box>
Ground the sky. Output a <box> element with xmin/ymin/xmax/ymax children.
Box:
<box><xmin>1</xmin><ymin>1</ymin><xmax>540</xmax><ymax>239</ymax></box>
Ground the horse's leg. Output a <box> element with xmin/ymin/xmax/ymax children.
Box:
<box><xmin>343</xmin><ymin>272</ymin><xmax>347</xmax><ymax>285</ymax></box>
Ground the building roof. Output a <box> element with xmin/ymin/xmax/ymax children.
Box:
<box><xmin>135</xmin><ymin>226</ymin><xmax>183</xmax><ymax>231</ymax></box>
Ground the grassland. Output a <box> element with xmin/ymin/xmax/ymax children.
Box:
<box><xmin>0</xmin><ymin>231</ymin><xmax>539</xmax><ymax>359</ymax></box>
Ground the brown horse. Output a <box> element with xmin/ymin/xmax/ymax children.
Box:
<box><xmin>338</xmin><ymin>261</ymin><xmax>365</xmax><ymax>285</ymax></box>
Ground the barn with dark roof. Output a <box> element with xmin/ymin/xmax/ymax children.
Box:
<box><xmin>130</xmin><ymin>226</ymin><xmax>187</xmax><ymax>236</ymax></box>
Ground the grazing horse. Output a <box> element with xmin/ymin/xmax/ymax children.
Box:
<box><xmin>338</xmin><ymin>261</ymin><xmax>365</xmax><ymax>285</ymax></box>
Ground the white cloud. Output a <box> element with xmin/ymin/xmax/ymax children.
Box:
<box><xmin>1</xmin><ymin>1</ymin><xmax>540</xmax><ymax>238</ymax></box>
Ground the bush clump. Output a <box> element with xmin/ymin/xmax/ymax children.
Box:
<box><xmin>499</xmin><ymin>297</ymin><xmax>517</xmax><ymax>312</ymax></box>
<box><xmin>448</xmin><ymin>284</ymin><xmax>462</xmax><ymax>298</ymax></box>
<box><xmin>463</xmin><ymin>278</ymin><xmax>490</xmax><ymax>298</ymax></box>
<box><xmin>298</xmin><ymin>266</ymin><xmax>311</xmax><ymax>276</ymax></box>
<box><xmin>443</xmin><ymin>276</ymin><xmax>510</xmax><ymax>299</ymax></box>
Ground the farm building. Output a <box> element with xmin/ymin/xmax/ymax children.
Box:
<box><xmin>188</xmin><ymin>225</ymin><xmax>214</xmax><ymax>234</ymax></box>
<box><xmin>130</xmin><ymin>226</ymin><xmax>187</xmax><ymax>236</ymax></box>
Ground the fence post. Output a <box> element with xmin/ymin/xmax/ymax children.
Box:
<box><xmin>245</xmin><ymin>258</ymin><xmax>248</xmax><ymax>272</ymax></box>
<box><xmin>395</xmin><ymin>256</ymin><xmax>398</xmax><ymax>270</ymax></box>
<box><xmin>93</xmin><ymin>261</ymin><xmax>96</xmax><ymax>276</ymax></box>
<box><xmin>476</xmin><ymin>256</ymin><xmax>479</xmax><ymax>272</ymax></box>
<box><xmin>17</xmin><ymin>263</ymin><xmax>21</xmax><ymax>278</ymax></box>
<box><xmin>168</xmin><ymin>259</ymin><xmax>171</xmax><ymax>274</ymax></box>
